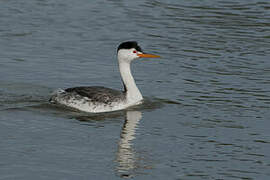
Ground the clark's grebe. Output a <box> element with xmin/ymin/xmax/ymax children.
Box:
<box><xmin>50</xmin><ymin>41</ymin><xmax>160</xmax><ymax>113</ymax></box>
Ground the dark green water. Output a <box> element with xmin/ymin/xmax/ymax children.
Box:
<box><xmin>1</xmin><ymin>0</ymin><xmax>270</xmax><ymax>179</ymax></box>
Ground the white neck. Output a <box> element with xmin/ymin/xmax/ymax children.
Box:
<box><xmin>118</xmin><ymin>61</ymin><xmax>143</xmax><ymax>103</ymax></box>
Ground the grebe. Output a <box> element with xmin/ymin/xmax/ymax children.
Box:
<box><xmin>50</xmin><ymin>41</ymin><xmax>160</xmax><ymax>113</ymax></box>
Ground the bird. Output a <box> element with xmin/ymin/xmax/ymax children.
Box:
<box><xmin>49</xmin><ymin>41</ymin><xmax>160</xmax><ymax>113</ymax></box>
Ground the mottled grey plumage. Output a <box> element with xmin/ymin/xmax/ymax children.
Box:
<box><xmin>65</xmin><ymin>86</ymin><xmax>126</xmax><ymax>104</ymax></box>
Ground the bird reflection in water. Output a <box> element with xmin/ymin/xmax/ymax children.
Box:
<box><xmin>116</xmin><ymin>111</ymin><xmax>143</xmax><ymax>178</ymax></box>
<box><xmin>75</xmin><ymin>110</ymin><xmax>149</xmax><ymax>177</ymax></box>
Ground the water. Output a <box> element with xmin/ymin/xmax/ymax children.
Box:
<box><xmin>1</xmin><ymin>0</ymin><xmax>270</xmax><ymax>179</ymax></box>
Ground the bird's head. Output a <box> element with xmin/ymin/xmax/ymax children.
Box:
<box><xmin>117</xmin><ymin>41</ymin><xmax>160</xmax><ymax>63</ymax></box>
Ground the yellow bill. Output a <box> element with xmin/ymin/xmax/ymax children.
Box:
<box><xmin>138</xmin><ymin>53</ymin><xmax>161</xmax><ymax>58</ymax></box>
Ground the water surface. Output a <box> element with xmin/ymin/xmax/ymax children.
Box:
<box><xmin>1</xmin><ymin>0</ymin><xmax>270</xmax><ymax>179</ymax></box>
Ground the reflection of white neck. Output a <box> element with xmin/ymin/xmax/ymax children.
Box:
<box><xmin>118</xmin><ymin>61</ymin><xmax>143</xmax><ymax>103</ymax></box>
<box><xmin>120</xmin><ymin>111</ymin><xmax>142</xmax><ymax>147</ymax></box>
<box><xmin>117</xmin><ymin>111</ymin><xmax>142</xmax><ymax>173</ymax></box>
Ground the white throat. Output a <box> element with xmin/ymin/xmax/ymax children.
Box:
<box><xmin>118</xmin><ymin>60</ymin><xmax>143</xmax><ymax>104</ymax></box>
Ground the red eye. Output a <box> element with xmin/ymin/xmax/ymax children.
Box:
<box><xmin>133</xmin><ymin>50</ymin><xmax>137</xmax><ymax>53</ymax></box>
